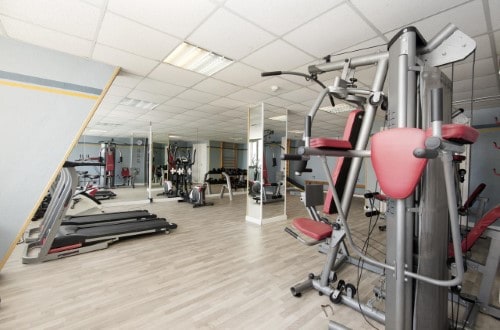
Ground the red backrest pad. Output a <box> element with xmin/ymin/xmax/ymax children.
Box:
<box><xmin>371</xmin><ymin>128</ymin><xmax>428</xmax><ymax>199</ymax></box>
<box><xmin>322</xmin><ymin>110</ymin><xmax>365</xmax><ymax>214</ymax></box>
<box><xmin>448</xmin><ymin>205</ymin><xmax>500</xmax><ymax>256</ymax></box>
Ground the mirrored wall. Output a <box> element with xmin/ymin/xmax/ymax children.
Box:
<box><xmin>246</xmin><ymin>103</ymin><xmax>287</xmax><ymax>225</ymax></box>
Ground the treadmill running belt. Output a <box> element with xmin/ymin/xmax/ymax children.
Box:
<box><xmin>52</xmin><ymin>218</ymin><xmax>169</xmax><ymax>248</ymax></box>
<box><xmin>63</xmin><ymin>210</ymin><xmax>156</xmax><ymax>225</ymax></box>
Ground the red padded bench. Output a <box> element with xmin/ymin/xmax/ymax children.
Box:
<box><xmin>292</xmin><ymin>218</ymin><xmax>332</xmax><ymax>241</ymax></box>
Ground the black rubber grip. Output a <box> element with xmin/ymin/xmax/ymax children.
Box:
<box><xmin>261</xmin><ymin>71</ymin><xmax>282</xmax><ymax>77</ymax></box>
<box><xmin>431</xmin><ymin>88</ymin><xmax>443</xmax><ymax>122</ymax></box>
<box><xmin>364</xmin><ymin>192</ymin><xmax>380</xmax><ymax>199</ymax></box>
<box><xmin>306</xmin><ymin>115</ymin><xmax>312</xmax><ymax>138</ymax></box>
<box><xmin>365</xmin><ymin>210</ymin><xmax>380</xmax><ymax>217</ymax></box>
<box><xmin>284</xmin><ymin>227</ymin><xmax>298</xmax><ymax>239</ymax></box>
<box><xmin>282</xmin><ymin>154</ymin><xmax>303</xmax><ymax>161</ymax></box>
<box><xmin>64</xmin><ymin>161</ymin><xmax>105</xmax><ymax>167</ymax></box>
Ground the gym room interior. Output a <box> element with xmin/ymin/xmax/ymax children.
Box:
<box><xmin>0</xmin><ymin>1</ymin><xmax>499</xmax><ymax>329</ymax></box>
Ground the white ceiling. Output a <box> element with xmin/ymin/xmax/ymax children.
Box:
<box><xmin>0</xmin><ymin>0</ymin><xmax>498</xmax><ymax>143</ymax></box>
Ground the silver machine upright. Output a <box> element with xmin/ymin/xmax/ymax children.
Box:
<box><xmin>280</xmin><ymin>24</ymin><xmax>480</xmax><ymax>329</ymax></box>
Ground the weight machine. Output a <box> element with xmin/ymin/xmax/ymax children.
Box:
<box><xmin>276</xmin><ymin>24</ymin><xmax>481</xmax><ymax>329</ymax></box>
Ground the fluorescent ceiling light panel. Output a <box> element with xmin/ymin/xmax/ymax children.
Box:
<box><xmin>268</xmin><ymin>115</ymin><xmax>287</xmax><ymax>121</ymax></box>
<box><xmin>319</xmin><ymin>103</ymin><xmax>356</xmax><ymax>114</ymax></box>
<box><xmin>120</xmin><ymin>97</ymin><xmax>159</xmax><ymax>110</ymax></box>
<box><xmin>164</xmin><ymin>42</ymin><xmax>233</xmax><ymax>76</ymax></box>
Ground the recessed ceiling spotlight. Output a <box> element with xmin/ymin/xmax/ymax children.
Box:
<box><xmin>271</xmin><ymin>85</ymin><xmax>279</xmax><ymax>92</ymax></box>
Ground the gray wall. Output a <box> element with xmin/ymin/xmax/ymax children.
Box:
<box><xmin>0</xmin><ymin>37</ymin><xmax>116</xmax><ymax>268</ymax></box>
<box><xmin>467</xmin><ymin>107</ymin><xmax>500</xmax><ymax>215</ymax></box>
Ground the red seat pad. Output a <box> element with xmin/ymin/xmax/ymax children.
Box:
<box><xmin>426</xmin><ymin>124</ymin><xmax>479</xmax><ymax>144</ymax></box>
<box><xmin>310</xmin><ymin>138</ymin><xmax>352</xmax><ymax>150</ymax></box>
<box><xmin>371</xmin><ymin>128</ymin><xmax>428</xmax><ymax>199</ymax></box>
<box><xmin>292</xmin><ymin>217</ymin><xmax>332</xmax><ymax>240</ymax></box>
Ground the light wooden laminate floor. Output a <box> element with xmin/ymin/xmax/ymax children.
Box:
<box><xmin>0</xmin><ymin>187</ymin><xmax>498</xmax><ymax>329</ymax></box>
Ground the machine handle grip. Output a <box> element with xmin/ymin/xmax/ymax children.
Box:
<box><xmin>64</xmin><ymin>161</ymin><xmax>105</xmax><ymax>167</ymax></box>
<box><xmin>261</xmin><ymin>71</ymin><xmax>282</xmax><ymax>77</ymax></box>
<box><xmin>431</xmin><ymin>88</ymin><xmax>443</xmax><ymax>122</ymax></box>
<box><xmin>281</xmin><ymin>154</ymin><xmax>303</xmax><ymax>161</ymax></box>
<box><xmin>413</xmin><ymin>148</ymin><xmax>438</xmax><ymax>159</ymax></box>
<box><xmin>284</xmin><ymin>227</ymin><xmax>298</xmax><ymax>239</ymax></box>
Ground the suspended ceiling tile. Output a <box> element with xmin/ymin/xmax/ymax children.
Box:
<box><xmin>97</xmin><ymin>12</ymin><xmax>180</xmax><ymax>61</ymax></box>
<box><xmin>93</xmin><ymin>44</ymin><xmax>159</xmax><ymax>76</ymax></box>
<box><xmin>225</xmin><ymin>0</ymin><xmax>342</xmax><ymax>36</ymax></box>
<box><xmin>263</xmin><ymin>97</ymin><xmax>296</xmax><ymax>108</ymax></box>
<box><xmin>0</xmin><ymin>0</ymin><xmax>101</xmax><ymax>39</ymax></box>
<box><xmin>331</xmin><ymin>37</ymin><xmax>388</xmax><ymax>61</ymax></box>
<box><xmin>209</xmin><ymin>97</ymin><xmax>247</xmax><ymax>109</ymax></box>
<box><xmin>113</xmin><ymin>73</ymin><xmax>143</xmax><ymax>88</ymax></box>
<box><xmin>164</xmin><ymin>97</ymin><xmax>202</xmax><ymax>110</ymax></box>
<box><xmin>241</xmin><ymin>39</ymin><xmax>314</xmax><ymax>72</ymax></box>
<box><xmin>493</xmin><ymin>30</ymin><xmax>500</xmax><ymax>54</ymax></box>
<box><xmin>351</xmin><ymin>0</ymin><xmax>468</xmax><ymax>33</ymax></box>
<box><xmin>101</xmin><ymin>94</ymin><xmax>123</xmax><ymax>105</ymax></box>
<box><xmin>81</xmin><ymin>0</ymin><xmax>105</xmax><ymax>7</ymax></box>
<box><xmin>192</xmin><ymin>78</ymin><xmax>242</xmax><ymax>97</ymax></box>
<box><xmin>220</xmin><ymin>109</ymin><xmax>244</xmax><ymax>117</ymax></box>
<box><xmin>194</xmin><ymin>104</ymin><xmax>225</xmax><ymax>115</ymax></box>
<box><xmin>412</xmin><ymin>1</ymin><xmax>487</xmax><ymax>38</ymax></box>
<box><xmin>279</xmin><ymin>87</ymin><xmax>319</xmax><ymax>103</ymax></box>
<box><xmin>107</xmin><ymin>0</ymin><xmax>216</xmax><ymax>39</ymax></box>
<box><xmin>213</xmin><ymin>62</ymin><xmax>263</xmax><ymax>87</ymax></box>
<box><xmin>445</xmin><ymin>58</ymin><xmax>496</xmax><ymax>81</ymax></box>
<box><xmin>135</xmin><ymin>78</ymin><xmax>186</xmax><ymax>97</ymax></box>
<box><xmin>470</xmin><ymin>86</ymin><xmax>499</xmax><ymax>98</ymax></box>
<box><xmin>148</xmin><ymin>63</ymin><xmax>205</xmax><ymax>87</ymax></box>
<box><xmin>127</xmin><ymin>90</ymin><xmax>170</xmax><ymax>104</ymax></box>
<box><xmin>454</xmin><ymin>74</ymin><xmax>499</xmax><ymax>92</ymax></box>
<box><xmin>489</xmin><ymin>0</ymin><xmax>500</xmax><ymax>30</ymax></box>
<box><xmin>176</xmin><ymin>89</ymin><xmax>221</xmax><ymax>104</ymax></box>
<box><xmin>107</xmin><ymin>85</ymin><xmax>132</xmax><ymax>97</ymax></box>
<box><xmin>155</xmin><ymin>105</ymin><xmax>188</xmax><ymax>114</ymax></box>
<box><xmin>188</xmin><ymin>8</ymin><xmax>275</xmax><ymax>60</ymax></box>
<box><xmin>287</xmin><ymin>103</ymin><xmax>309</xmax><ymax>111</ymax></box>
<box><xmin>283</xmin><ymin>3</ymin><xmax>377</xmax><ymax>58</ymax></box>
<box><xmin>106</xmin><ymin>110</ymin><xmax>142</xmax><ymax>120</ymax></box>
<box><xmin>250</xmin><ymin>77</ymin><xmax>303</xmax><ymax>95</ymax></box>
<box><xmin>449</xmin><ymin>33</ymin><xmax>492</xmax><ymax>64</ymax></box>
<box><xmin>1</xmin><ymin>16</ymin><xmax>93</xmax><ymax>58</ymax></box>
<box><xmin>227</xmin><ymin>88</ymin><xmax>272</xmax><ymax>103</ymax></box>
<box><xmin>136</xmin><ymin>111</ymin><xmax>169</xmax><ymax>122</ymax></box>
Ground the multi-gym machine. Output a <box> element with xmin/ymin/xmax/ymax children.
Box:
<box><xmin>277</xmin><ymin>24</ymin><xmax>480</xmax><ymax>329</ymax></box>
<box><xmin>99</xmin><ymin>140</ymin><xmax>122</xmax><ymax>189</ymax></box>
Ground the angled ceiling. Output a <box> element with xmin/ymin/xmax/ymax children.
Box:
<box><xmin>0</xmin><ymin>0</ymin><xmax>498</xmax><ymax>143</ymax></box>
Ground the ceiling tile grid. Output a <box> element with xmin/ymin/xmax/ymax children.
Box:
<box><xmin>0</xmin><ymin>0</ymin><xmax>498</xmax><ymax>142</ymax></box>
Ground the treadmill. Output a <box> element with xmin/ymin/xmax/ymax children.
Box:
<box><xmin>23</xmin><ymin>162</ymin><xmax>176</xmax><ymax>263</ymax></box>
